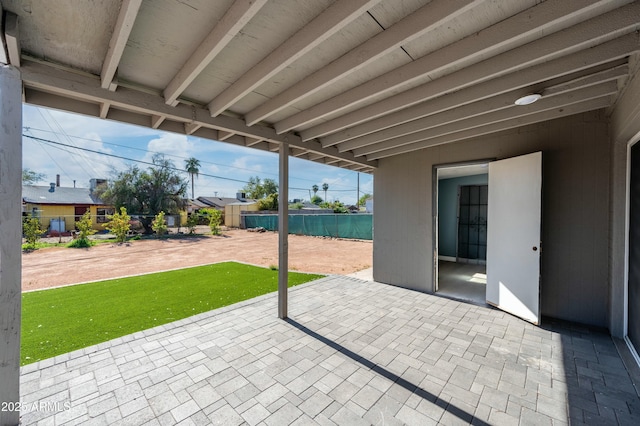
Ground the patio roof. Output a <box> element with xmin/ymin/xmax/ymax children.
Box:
<box><xmin>19</xmin><ymin>276</ymin><xmax>640</xmax><ymax>425</ymax></box>
<box><xmin>1</xmin><ymin>0</ymin><xmax>638</xmax><ymax>172</ymax></box>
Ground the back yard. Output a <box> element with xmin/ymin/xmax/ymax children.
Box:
<box><xmin>22</xmin><ymin>228</ymin><xmax>373</xmax><ymax>291</ymax></box>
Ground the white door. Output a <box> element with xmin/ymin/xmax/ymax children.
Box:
<box><xmin>486</xmin><ymin>152</ymin><xmax>542</xmax><ymax>324</ymax></box>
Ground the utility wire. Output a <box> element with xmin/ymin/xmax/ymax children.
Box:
<box><xmin>24</xmin><ymin>126</ymin><xmax>362</xmax><ymax>190</ymax></box>
<box><xmin>24</xmin><ymin>134</ymin><xmax>365</xmax><ymax>193</ymax></box>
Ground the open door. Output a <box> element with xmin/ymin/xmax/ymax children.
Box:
<box><xmin>486</xmin><ymin>152</ymin><xmax>542</xmax><ymax>324</ymax></box>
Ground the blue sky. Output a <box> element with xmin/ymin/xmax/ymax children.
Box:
<box><xmin>22</xmin><ymin>104</ymin><xmax>373</xmax><ymax>205</ymax></box>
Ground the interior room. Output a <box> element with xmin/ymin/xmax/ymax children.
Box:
<box><xmin>436</xmin><ymin>163</ymin><xmax>489</xmax><ymax>305</ymax></box>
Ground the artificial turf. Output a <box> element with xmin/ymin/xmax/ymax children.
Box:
<box><xmin>21</xmin><ymin>262</ymin><xmax>323</xmax><ymax>365</ymax></box>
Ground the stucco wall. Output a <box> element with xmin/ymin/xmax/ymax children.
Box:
<box><xmin>374</xmin><ymin>110</ymin><xmax>610</xmax><ymax>327</ymax></box>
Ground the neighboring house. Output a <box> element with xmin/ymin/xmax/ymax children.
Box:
<box><xmin>185</xmin><ymin>198</ymin><xmax>209</xmax><ymax>214</ymax></box>
<box><xmin>22</xmin><ymin>180</ymin><xmax>113</xmax><ymax>232</ymax></box>
<box><xmin>197</xmin><ymin>193</ymin><xmax>257</xmax><ymax>212</ymax></box>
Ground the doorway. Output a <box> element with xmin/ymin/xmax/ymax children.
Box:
<box><xmin>626</xmin><ymin>141</ymin><xmax>640</xmax><ymax>365</ymax></box>
<box><xmin>434</xmin><ymin>152</ymin><xmax>542</xmax><ymax>325</ymax></box>
<box><xmin>434</xmin><ymin>162</ymin><xmax>489</xmax><ymax>305</ymax></box>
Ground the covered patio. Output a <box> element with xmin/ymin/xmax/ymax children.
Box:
<box><xmin>4</xmin><ymin>1</ymin><xmax>640</xmax><ymax>424</ymax></box>
<box><xmin>18</xmin><ymin>276</ymin><xmax>640</xmax><ymax>425</ymax></box>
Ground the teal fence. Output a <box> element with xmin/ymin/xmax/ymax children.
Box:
<box><xmin>243</xmin><ymin>214</ymin><xmax>372</xmax><ymax>240</ymax></box>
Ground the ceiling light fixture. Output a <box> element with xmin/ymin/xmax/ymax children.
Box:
<box><xmin>515</xmin><ymin>93</ymin><xmax>542</xmax><ymax>106</ymax></box>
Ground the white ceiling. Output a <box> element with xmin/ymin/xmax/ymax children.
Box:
<box><xmin>1</xmin><ymin>0</ymin><xmax>638</xmax><ymax>174</ymax></box>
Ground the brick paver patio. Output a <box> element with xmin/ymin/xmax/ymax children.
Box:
<box><xmin>19</xmin><ymin>276</ymin><xmax>640</xmax><ymax>425</ymax></box>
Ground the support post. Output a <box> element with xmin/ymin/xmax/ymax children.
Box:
<box><xmin>278</xmin><ymin>143</ymin><xmax>289</xmax><ymax>319</ymax></box>
<box><xmin>0</xmin><ymin>65</ymin><xmax>23</xmax><ymax>426</ymax></box>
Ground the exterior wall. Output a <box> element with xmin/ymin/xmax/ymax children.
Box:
<box><xmin>225</xmin><ymin>203</ymin><xmax>259</xmax><ymax>227</ymax></box>
<box><xmin>374</xmin><ymin>110</ymin><xmax>610</xmax><ymax>328</ymax></box>
<box><xmin>609</xmin><ymin>60</ymin><xmax>640</xmax><ymax>337</ymax></box>
<box><xmin>24</xmin><ymin>204</ymin><xmax>111</xmax><ymax>231</ymax></box>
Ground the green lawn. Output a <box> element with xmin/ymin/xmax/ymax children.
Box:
<box><xmin>21</xmin><ymin>262</ymin><xmax>323</xmax><ymax>365</ymax></box>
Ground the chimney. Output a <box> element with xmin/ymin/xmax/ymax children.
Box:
<box><xmin>56</xmin><ymin>174</ymin><xmax>60</xmax><ymax>187</ymax></box>
<box><xmin>48</xmin><ymin>182</ymin><xmax>55</xmax><ymax>193</ymax></box>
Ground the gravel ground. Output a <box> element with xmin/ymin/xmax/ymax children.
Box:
<box><xmin>22</xmin><ymin>227</ymin><xmax>373</xmax><ymax>292</ymax></box>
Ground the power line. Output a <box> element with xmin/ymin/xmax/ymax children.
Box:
<box><xmin>24</xmin><ymin>134</ymin><xmax>249</xmax><ymax>185</ymax></box>
<box><xmin>23</xmin><ymin>134</ymin><xmax>368</xmax><ymax>193</ymax></box>
<box><xmin>24</xmin><ymin>126</ymin><xmax>362</xmax><ymax>190</ymax></box>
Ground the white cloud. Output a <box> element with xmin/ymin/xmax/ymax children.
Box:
<box><xmin>143</xmin><ymin>133</ymin><xmax>194</xmax><ymax>164</ymax></box>
<box><xmin>230</xmin><ymin>156</ymin><xmax>264</xmax><ymax>173</ymax></box>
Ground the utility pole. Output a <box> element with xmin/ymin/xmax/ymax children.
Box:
<box><xmin>357</xmin><ymin>172</ymin><xmax>360</xmax><ymax>208</ymax></box>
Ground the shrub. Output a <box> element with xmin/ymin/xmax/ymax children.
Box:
<box><xmin>152</xmin><ymin>211</ymin><xmax>168</xmax><ymax>236</ymax></box>
<box><xmin>104</xmin><ymin>207</ymin><xmax>131</xmax><ymax>243</ymax></box>
<box><xmin>69</xmin><ymin>210</ymin><xmax>96</xmax><ymax>248</ymax></box>
<box><xmin>258</xmin><ymin>193</ymin><xmax>278</xmax><ymax>211</ymax></box>
<box><xmin>186</xmin><ymin>213</ymin><xmax>199</xmax><ymax>234</ymax></box>
<box><xmin>208</xmin><ymin>209</ymin><xmax>223</xmax><ymax>235</ymax></box>
<box><xmin>23</xmin><ymin>215</ymin><xmax>45</xmax><ymax>250</ymax></box>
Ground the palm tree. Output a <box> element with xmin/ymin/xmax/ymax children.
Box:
<box><xmin>312</xmin><ymin>184</ymin><xmax>319</xmax><ymax>196</ymax></box>
<box><xmin>184</xmin><ymin>157</ymin><xmax>201</xmax><ymax>199</ymax></box>
<box><xmin>322</xmin><ymin>183</ymin><xmax>329</xmax><ymax>201</ymax></box>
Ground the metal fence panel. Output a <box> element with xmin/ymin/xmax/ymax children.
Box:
<box><xmin>243</xmin><ymin>214</ymin><xmax>372</xmax><ymax>240</ymax></box>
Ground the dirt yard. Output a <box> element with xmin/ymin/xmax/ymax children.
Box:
<box><xmin>21</xmin><ymin>228</ymin><xmax>372</xmax><ymax>292</ymax></box>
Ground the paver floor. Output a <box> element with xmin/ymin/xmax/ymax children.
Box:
<box><xmin>19</xmin><ymin>276</ymin><xmax>640</xmax><ymax>425</ymax></box>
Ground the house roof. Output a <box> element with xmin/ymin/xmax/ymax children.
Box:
<box><xmin>197</xmin><ymin>197</ymin><xmax>258</xmax><ymax>208</ymax></box>
<box><xmin>186</xmin><ymin>198</ymin><xmax>209</xmax><ymax>209</ymax></box>
<box><xmin>2</xmin><ymin>1</ymin><xmax>638</xmax><ymax>172</ymax></box>
<box><xmin>22</xmin><ymin>185</ymin><xmax>106</xmax><ymax>206</ymax></box>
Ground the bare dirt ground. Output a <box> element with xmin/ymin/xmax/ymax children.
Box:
<box><xmin>22</xmin><ymin>228</ymin><xmax>372</xmax><ymax>292</ymax></box>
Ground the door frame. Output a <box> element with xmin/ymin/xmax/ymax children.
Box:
<box><xmin>432</xmin><ymin>159</ymin><xmax>493</xmax><ymax>292</ymax></box>
<box><xmin>625</xmin><ymin>138</ymin><xmax>640</xmax><ymax>366</ymax></box>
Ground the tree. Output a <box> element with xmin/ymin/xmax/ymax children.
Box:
<box><xmin>358</xmin><ymin>193</ymin><xmax>372</xmax><ymax>207</ymax></box>
<box><xmin>311</xmin><ymin>194</ymin><xmax>323</xmax><ymax>205</ymax></box>
<box><xmin>262</xmin><ymin>178</ymin><xmax>278</xmax><ymax>197</ymax></box>
<box><xmin>97</xmin><ymin>154</ymin><xmax>188</xmax><ymax>233</ymax></box>
<box><xmin>242</xmin><ymin>176</ymin><xmax>278</xmax><ymax>199</ymax></box>
<box><xmin>322</xmin><ymin>183</ymin><xmax>329</xmax><ymax>201</ymax></box>
<box><xmin>22</xmin><ymin>168</ymin><xmax>46</xmax><ymax>185</ymax></box>
<box><xmin>312</xmin><ymin>184</ymin><xmax>319</xmax><ymax>197</ymax></box>
<box><xmin>184</xmin><ymin>157</ymin><xmax>200</xmax><ymax>199</ymax></box>
<box><xmin>104</xmin><ymin>207</ymin><xmax>131</xmax><ymax>243</ymax></box>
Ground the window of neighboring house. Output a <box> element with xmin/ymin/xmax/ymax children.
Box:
<box><xmin>96</xmin><ymin>208</ymin><xmax>114</xmax><ymax>223</ymax></box>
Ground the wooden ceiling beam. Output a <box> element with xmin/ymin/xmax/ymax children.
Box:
<box><xmin>367</xmin><ymin>96</ymin><xmax>612</xmax><ymax>160</ymax></box>
<box><xmin>275</xmin><ymin>0</ymin><xmax>610</xmax><ymax>134</ymax></box>
<box><xmin>208</xmin><ymin>0</ymin><xmax>380</xmax><ymax>117</ymax></box>
<box><xmin>21</xmin><ymin>59</ymin><xmax>376</xmax><ymax>169</ymax></box>
<box><xmin>355</xmin><ymin>81</ymin><xmax>618</xmax><ymax>157</ymax></box>
<box><xmin>304</xmin><ymin>2</ymin><xmax>640</xmax><ymax>142</ymax></box>
<box><xmin>244</xmin><ymin>0</ymin><xmax>481</xmax><ymax>126</ymax></box>
<box><xmin>338</xmin><ymin>62</ymin><xmax>629</xmax><ymax>152</ymax></box>
<box><xmin>163</xmin><ymin>0</ymin><xmax>267</xmax><ymax>106</ymax></box>
<box><xmin>101</xmin><ymin>0</ymin><xmax>142</xmax><ymax>91</ymax></box>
